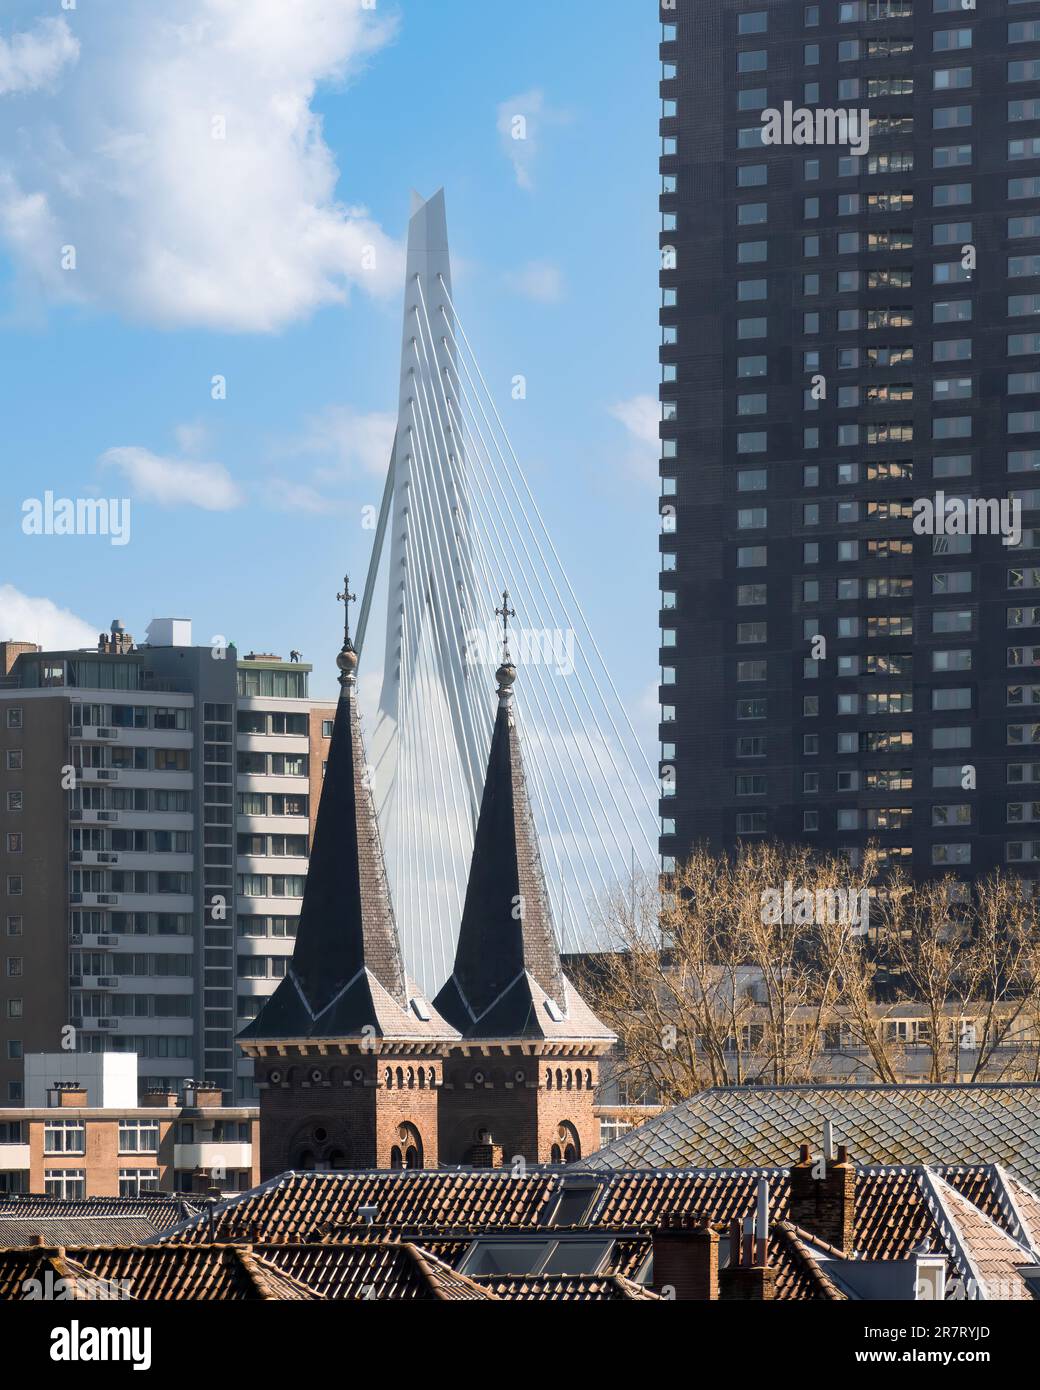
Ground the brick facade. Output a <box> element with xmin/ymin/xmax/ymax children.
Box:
<box><xmin>439</xmin><ymin>1054</ymin><xmax>601</xmax><ymax>1166</ymax></box>
<box><xmin>254</xmin><ymin>1049</ymin><xmax>443</xmax><ymax>1177</ymax></box>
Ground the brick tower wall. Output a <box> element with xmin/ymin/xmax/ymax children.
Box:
<box><xmin>439</xmin><ymin>1055</ymin><xmax>601</xmax><ymax>1165</ymax></box>
<box><xmin>255</xmin><ymin>1053</ymin><xmax>442</xmax><ymax>1178</ymax></box>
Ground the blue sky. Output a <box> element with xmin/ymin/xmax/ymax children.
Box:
<box><xmin>0</xmin><ymin>0</ymin><xmax>660</xmax><ymax>735</ymax></box>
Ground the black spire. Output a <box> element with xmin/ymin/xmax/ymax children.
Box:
<box><xmin>240</xmin><ymin>581</ymin><xmax>455</xmax><ymax>1043</ymax></box>
<box><xmin>433</xmin><ymin>612</ymin><xmax>613</xmax><ymax>1043</ymax></box>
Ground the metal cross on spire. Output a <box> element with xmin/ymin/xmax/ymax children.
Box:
<box><xmin>337</xmin><ymin>575</ymin><xmax>357</xmax><ymax>648</ymax></box>
<box><xmin>495</xmin><ymin>588</ymin><xmax>516</xmax><ymax>662</ymax></box>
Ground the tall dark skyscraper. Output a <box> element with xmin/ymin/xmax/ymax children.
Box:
<box><xmin>659</xmin><ymin>0</ymin><xmax>1040</xmax><ymax>879</ymax></box>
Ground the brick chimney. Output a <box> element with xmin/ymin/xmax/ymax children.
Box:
<box><xmin>183</xmin><ymin>1079</ymin><xmax>223</xmax><ymax>1109</ymax></box>
<box><xmin>652</xmin><ymin>1214</ymin><xmax>719</xmax><ymax>1300</ymax></box>
<box><xmin>140</xmin><ymin>1087</ymin><xmax>178</xmax><ymax>1108</ymax></box>
<box><xmin>719</xmin><ymin>1178</ymin><xmax>776</xmax><ymax>1301</ymax></box>
<box><xmin>789</xmin><ymin>1140</ymin><xmax>856</xmax><ymax>1254</ymax></box>
<box><xmin>48</xmin><ymin>1082</ymin><xmax>87</xmax><ymax>1108</ymax></box>
<box><xmin>467</xmin><ymin>1130</ymin><xmax>505</xmax><ymax>1168</ymax></box>
<box><xmin>0</xmin><ymin>641</ymin><xmax>39</xmax><ymax>677</ymax></box>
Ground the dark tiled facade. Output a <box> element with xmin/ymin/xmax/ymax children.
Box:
<box><xmin>659</xmin><ymin>0</ymin><xmax>1040</xmax><ymax>875</ymax></box>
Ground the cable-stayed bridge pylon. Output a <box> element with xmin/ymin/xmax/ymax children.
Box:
<box><xmin>357</xmin><ymin>189</ymin><xmax>658</xmax><ymax>996</ymax></box>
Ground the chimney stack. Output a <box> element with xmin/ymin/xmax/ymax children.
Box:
<box><xmin>467</xmin><ymin>1130</ymin><xmax>505</xmax><ymax>1169</ymax></box>
<box><xmin>789</xmin><ymin>1138</ymin><xmax>856</xmax><ymax>1254</ymax></box>
<box><xmin>719</xmin><ymin>1178</ymin><xmax>776</xmax><ymax>1301</ymax></box>
<box><xmin>652</xmin><ymin>1214</ymin><xmax>719</xmax><ymax>1301</ymax></box>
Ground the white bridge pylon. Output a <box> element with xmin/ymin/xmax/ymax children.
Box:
<box><xmin>357</xmin><ymin>189</ymin><xmax>658</xmax><ymax>996</ymax></box>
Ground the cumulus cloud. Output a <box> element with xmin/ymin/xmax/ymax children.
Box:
<box><xmin>503</xmin><ymin>259</ymin><xmax>564</xmax><ymax>304</ymax></box>
<box><xmin>0</xmin><ymin>584</ymin><xmax>97</xmax><ymax>649</ymax></box>
<box><xmin>263</xmin><ymin>477</ymin><xmax>343</xmax><ymax>514</ymax></box>
<box><xmin>0</xmin><ymin>17</ymin><xmax>79</xmax><ymax>96</ymax></box>
<box><xmin>608</xmin><ymin>394</ymin><xmax>660</xmax><ymax>483</ymax></box>
<box><xmin>264</xmin><ymin>404</ymin><xmax>394</xmax><ymax>511</ymax></box>
<box><xmin>0</xmin><ymin>1</ymin><xmax>403</xmax><ymax>330</ymax></box>
<box><xmin>301</xmin><ymin>405</ymin><xmax>396</xmax><ymax>480</ymax></box>
<box><xmin>101</xmin><ymin>446</ymin><xmax>244</xmax><ymax>510</ymax></box>
<box><xmin>496</xmin><ymin>88</ymin><xmax>569</xmax><ymax>191</ymax></box>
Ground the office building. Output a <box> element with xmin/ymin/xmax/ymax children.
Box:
<box><xmin>0</xmin><ymin>620</ymin><xmax>334</xmax><ymax>1104</ymax></box>
<box><xmin>659</xmin><ymin>0</ymin><xmax>1040</xmax><ymax>875</ymax></box>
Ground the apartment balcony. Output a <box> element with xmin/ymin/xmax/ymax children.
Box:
<box><xmin>0</xmin><ymin>1145</ymin><xmax>30</xmax><ymax>1172</ymax></box>
<box><xmin>173</xmin><ymin>1141</ymin><xmax>251</xmax><ymax>1170</ymax></box>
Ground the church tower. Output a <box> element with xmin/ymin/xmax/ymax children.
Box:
<box><xmin>238</xmin><ymin>581</ymin><xmax>459</xmax><ymax>1178</ymax></box>
<box><xmin>434</xmin><ymin>595</ymin><xmax>616</xmax><ymax>1165</ymax></box>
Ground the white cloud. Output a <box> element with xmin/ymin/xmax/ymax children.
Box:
<box><xmin>0</xmin><ymin>17</ymin><xmax>79</xmax><ymax>97</ymax></box>
<box><xmin>504</xmin><ymin>259</ymin><xmax>564</xmax><ymax>304</ymax></box>
<box><xmin>173</xmin><ymin>422</ymin><xmax>211</xmax><ymax>456</ymax></box>
<box><xmin>301</xmin><ymin>405</ymin><xmax>396</xmax><ymax>480</ymax></box>
<box><xmin>101</xmin><ymin>446</ymin><xmax>244</xmax><ymax>510</ymax></box>
<box><xmin>263</xmin><ymin>477</ymin><xmax>343</xmax><ymax>514</ymax></box>
<box><xmin>496</xmin><ymin>89</ymin><xmax>569</xmax><ymax>191</ymax></box>
<box><xmin>608</xmin><ymin>394</ymin><xmax>660</xmax><ymax>483</ymax></box>
<box><xmin>0</xmin><ymin>1</ymin><xmax>404</xmax><ymax>330</ymax></box>
<box><xmin>0</xmin><ymin>584</ymin><xmax>97</xmax><ymax>649</ymax></box>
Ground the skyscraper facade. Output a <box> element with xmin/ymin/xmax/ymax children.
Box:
<box><xmin>659</xmin><ymin>0</ymin><xmax>1040</xmax><ymax>878</ymax></box>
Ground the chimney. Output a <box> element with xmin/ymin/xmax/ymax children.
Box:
<box><xmin>652</xmin><ymin>1214</ymin><xmax>719</xmax><ymax>1301</ymax></box>
<box><xmin>140</xmin><ymin>1086</ymin><xmax>178</xmax><ymax>1108</ymax></box>
<box><xmin>789</xmin><ymin>1139</ymin><xmax>856</xmax><ymax>1254</ymax></box>
<box><xmin>48</xmin><ymin>1082</ymin><xmax>87</xmax><ymax>1108</ymax></box>
<box><xmin>0</xmin><ymin>641</ymin><xmax>39</xmax><ymax>677</ymax></box>
<box><xmin>467</xmin><ymin>1130</ymin><xmax>505</xmax><ymax>1169</ymax></box>
<box><xmin>182</xmin><ymin>1079</ymin><xmax>223</xmax><ymax>1109</ymax></box>
<box><xmin>719</xmin><ymin>1178</ymin><xmax>776</xmax><ymax>1301</ymax></box>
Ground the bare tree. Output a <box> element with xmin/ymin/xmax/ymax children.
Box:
<box><xmin>581</xmin><ymin>845</ymin><xmax>1040</xmax><ymax>1104</ymax></box>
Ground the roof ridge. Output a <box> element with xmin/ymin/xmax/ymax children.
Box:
<box><xmin>403</xmin><ymin>1242</ymin><xmax>498</xmax><ymax>1301</ymax></box>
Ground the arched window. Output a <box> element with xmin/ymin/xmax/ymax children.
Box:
<box><xmin>545</xmin><ymin>1068</ymin><xmax>553</xmax><ymax>1089</ymax></box>
<box><xmin>396</xmin><ymin>1122</ymin><xmax>424</xmax><ymax>1170</ymax></box>
<box><xmin>576</xmin><ymin>1071</ymin><xmax>583</xmax><ymax>1091</ymax></box>
<box><xmin>406</xmin><ymin>1067</ymin><xmax>415</xmax><ymax>1089</ymax></box>
<box><xmin>556</xmin><ymin>1121</ymin><xmax>581</xmax><ymax>1164</ymax></box>
<box><xmin>565</xmin><ymin>1069</ymin><xmax>573</xmax><ymax>1090</ymax></box>
<box><xmin>550</xmin><ymin>1144</ymin><xmax>562</xmax><ymax>1163</ymax></box>
<box><xmin>390</xmin><ymin>1146</ymin><xmax>403</xmax><ymax>1169</ymax></box>
<box><xmin>585</xmin><ymin>1068</ymin><xmax>593</xmax><ymax>1090</ymax></box>
<box><xmin>395</xmin><ymin>1066</ymin><xmax>405</xmax><ymax>1090</ymax></box>
<box><xmin>418</xmin><ymin>1069</ymin><xmax>426</xmax><ymax>1089</ymax></box>
<box><xmin>384</xmin><ymin>1067</ymin><xmax>393</xmax><ymax>1088</ymax></box>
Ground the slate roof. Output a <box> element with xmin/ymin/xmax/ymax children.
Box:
<box><xmin>433</xmin><ymin>662</ymin><xmax>613</xmax><ymax>1044</ymax></box>
<box><xmin>581</xmin><ymin>1083</ymin><xmax>1040</xmax><ymax>1188</ymax></box>
<box><xmin>239</xmin><ymin>647</ymin><xmax>453</xmax><ymax>1045</ymax></box>
<box><xmin>0</xmin><ymin>1217</ymin><xmax>170</xmax><ymax>1248</ymax></box>
<box><xmin>0</xmin><ymin>1194</ymin><xmax>203</xmax><ymax>1240</ymax></box>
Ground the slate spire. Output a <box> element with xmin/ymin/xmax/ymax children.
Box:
<box><xmin>240</xmin><ymin>581</ymin><xmax>455</xmax><ymax>1043</ymax></box>
<box><xmin>433</xmin><ymin>605</ymin><xmax>613</xmax><ymax>1043</ymax></box>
